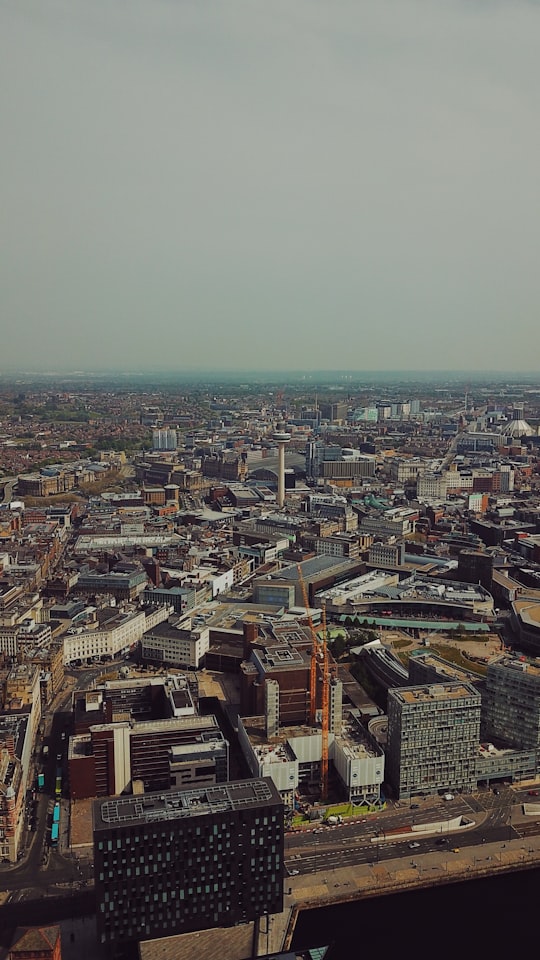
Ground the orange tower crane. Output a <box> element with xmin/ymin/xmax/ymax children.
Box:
<box><xmin>297</xmin><ymin>564</ymin><xmax>318</xmax><ymax>726</ymax></box>
<box><xmin>320</xmin><ymin>603</ymin><xmax>330</xmax><ymax>803</ymax></box>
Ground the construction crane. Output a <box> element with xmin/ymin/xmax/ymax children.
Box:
<box><xmin>297</xmin><ymin>563</ymin><xmax>331</xmax><ymax>801</ymax></box>
<box><xmin>320</xmin><ymin>603</ymin><xmax>330</xmax><ymax>803</ymax></box>
<box><xmin>297</xmin><ymin>564</ymin><xmax>318</xmax><ymax>726</ymax></box>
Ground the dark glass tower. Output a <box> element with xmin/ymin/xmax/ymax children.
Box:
<box><xmin>93</xmin><ymin>778</ymin><xmax>284</xmax><ymax>947</ymax></box>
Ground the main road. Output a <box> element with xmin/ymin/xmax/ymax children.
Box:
<box><xmin>284</xmin><ymin>786</ymin><xmax>537</xmax><ymax>877</ymax></box>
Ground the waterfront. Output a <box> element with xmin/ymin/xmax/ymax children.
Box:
<box><xmin>292</xmin><ymin>866</ymin><xmax>539</xmax><ymax>957</ymax></box>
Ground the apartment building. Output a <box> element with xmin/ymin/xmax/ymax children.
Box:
<box><xmin>387</xmin><ymin>682</ymin><xmax>481</xmax><ymax>799</ymax></box>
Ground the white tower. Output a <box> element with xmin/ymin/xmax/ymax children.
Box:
<box><xmin>273</xmin><ymin>431</ymin><xmax>291</xmax><ymax>509</ymax></box>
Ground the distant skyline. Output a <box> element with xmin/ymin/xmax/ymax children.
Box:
<box><xmin>2</xmin><ymin>1</ymin><xmax>540</xmax><ymax>374</ymax></box>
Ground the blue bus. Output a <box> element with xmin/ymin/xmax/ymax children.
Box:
<box><xmin>51</xmin><ymin>822</ymin><xmax>59</xmax><ymax>847</ymax></box>
<box><xmin>53</xmin><ymin>802</ymin><xmax>60</xmax><ymax>825</ymax></box>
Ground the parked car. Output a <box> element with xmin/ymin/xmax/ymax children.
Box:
<box><xmin>528</xmin><ymin>790</ymin><xmax>539</xmax><ymax>796</ymax></box>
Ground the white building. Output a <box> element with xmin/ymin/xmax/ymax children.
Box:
<box><xmin>152</xmin><ymin>429</ymin><xmax>178</xmax><ymax>451</ymax></box>
<box><xmin>141</xmin><ymin>617</ymin><xmax>210</xmax><ymax>669</ymax></box>
<box><xmin>63</xmin><ymin>605</ymin><xmax>171</xmax><ymax>666</ymax></box>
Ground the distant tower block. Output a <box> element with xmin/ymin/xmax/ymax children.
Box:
<box><xmin>273</xmin><ymin>431</ymin><xmax>291</xmax><ymax>509</ymax></box>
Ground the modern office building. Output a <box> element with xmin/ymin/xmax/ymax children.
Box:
<box><xmin>482</xmin><ymin>656</ymin><xmax>540</xmax><ymax>755</ymax></box>
<box><xmin>386</xmin><ymin>682</ymin><xmax>481</xmax><ymax>799</ymax></box>
<box><xmin>93</xmin><ymin>778</ymin><xmax>284</xmax><ymax>947</ymax></box>
<box><xmin>152</xmin><ymin>429</ymin><xmax>178</xmax><ymax>451</ymax></box>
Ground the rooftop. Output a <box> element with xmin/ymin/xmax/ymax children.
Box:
<box><xmin>393</xmin><ymin>682</ymin><xmax>479</xmax><ymax>705</ymax></box>
<box><xmin>93</xmin><ymin>778</ymin><xmax>280</xmax><ymax>830</ymax></box>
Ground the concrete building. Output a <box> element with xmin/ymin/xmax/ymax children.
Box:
<box><xmin>152</xmin><ymin>429</ymin><xmax>178</xmax><ymax>451</ymax></box>
<box><xmin>367</xmin><ymin>541</ymin><xmax>405</xmax><ymax>568</ymax></box>
<box><xmin>237</xmin><ymin>707</ymin><xmax>384</xmax><ymax>810</ymax></box>
<box><xmin>93</xmin><ymin>778</ymin><xmax>284</xmax><ymax>947</ymax></box>
<box><xmin>69</xmin><ymin>676</ymin><xmax>227</xmax><ymax>799</ymax></box>
<box><xmin>386</xmin><ymin>682</ymin><xmax>481</xmax><ymax>799</ymax></box>
<box><xmin>482</xmin><ymin>657</ymin><xmax>540</xmax><ymax>757</ymax></box>
<box><xmin>510</xmin><ymin>597</ymin><xmax>540</xmax><ymax>655</ymax></box>
<box><xmin>141</xmin><ymin>617</ymin><xmax>210</xmax><ymax>669</ymax></box>
<box><xmin>75</xmin><ymin>567</ymin><xmax>147</xmax><ymax>601</ymax></box>
<box><xmin>359</xmin><ymin>508</ymin><xmax>418</xmax><ymax>539</ymax></box>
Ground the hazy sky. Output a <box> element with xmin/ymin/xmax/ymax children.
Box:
<box><xmin>2</xmin><ymin>0</ymin><xmax>540</xmax><ymax>374</ymax></box>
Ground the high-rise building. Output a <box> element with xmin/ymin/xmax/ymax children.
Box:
<box><xmin>93</xmin><ymin>778</ymin><xmax>284</xmax><ymax>947</ymax></box>
<box><xmin>482</xmin><ymin>657</ymin><xmax>540</xmax><ymax>755</ymax></box>
<box><xmin>387</xmin><ymin>682</ymin><xmax>481</xmax><ymax>799</ymax></box>
<box><xmin>319</xmin><ymin>401</ymin><xmax>348</xmax><ymax>422</ymax></box>
<box><xmin>152</xmin><ymin>429</ymin><xmax>178</xmax><ymax>451</ymax></box>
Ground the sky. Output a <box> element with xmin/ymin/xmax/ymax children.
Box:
<box><xmin>2</xmin><ymin>0</ymin><xmax>540</xmax><ymax>375</ymax></box>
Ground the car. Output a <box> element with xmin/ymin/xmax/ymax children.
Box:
<box><xmin>435</xmin><ymin>837</ymin><xmax>448</xmax><ymax>845</ymax></box>
<box><xmin>289</xmin><ymin>869</ymin><xmax>300</xmax><ymax>876</ymax></box>
<box><xmin>452</xmin><ymin>848</ymin><xmax>460</xmax><ymax>853</ymax></box>
<box><xmin>408</xmin><ymin>841</ymin><xmax>420</xmax><ymax>849</ymax></box>
<box><xmin>410</xmin><ymin>803</ymin><xmax>420</xmax><ymax>810</ymax></box>
<box><xmin>528</xmin><ymin>790</ymin><xmax>539</xmax><ymax>796</ymax></box>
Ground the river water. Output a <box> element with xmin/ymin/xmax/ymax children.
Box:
<box><xmin>291</xmin><ymin>866</ymin><xmax>537</xmax><ymax>957</ymax></box>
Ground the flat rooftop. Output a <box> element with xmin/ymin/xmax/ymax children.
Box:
<box><xmin>93</xmin><ymin>778</ymin><xmax>280</xmax><ymax>830</ymax></box>
<box><xmin>394</xmin><ymin>682</ymin><xmax>478</xmax><ymax>704</ymax></box>
<box><xmin>513</xmin><ymin>597</ymin><xmax>540</xmax><ymax>626</ymax></box>
<box><xmin>493</xmin><ymin>655</ymin><xmax>540</xmax><ymax>678</ymax></box>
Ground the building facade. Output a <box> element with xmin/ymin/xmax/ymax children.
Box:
<box><xmin>93</xmin><ymin>778</ymin><xmax>284</xmax><ymax>946</ymax></box>
<box><xmin>386</xmin><ymin>682</ymin><xmax>481</xmax><ymax>799</ymax></box>
<box><xmin>482</xmin><ymin>657</ymin><xmax>540</xmax><ymax>756</ymax></box>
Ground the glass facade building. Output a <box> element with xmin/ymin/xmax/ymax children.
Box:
<box><xmin>93</xmin><ymin>778</ymin><xmax>284</xmax><ymax>947</ymax></box>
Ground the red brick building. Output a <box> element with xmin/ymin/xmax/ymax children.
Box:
<box><xmin>8</xmin><ymin>926</ymin><xmax>61</xmax><ymax>960</ymax></box>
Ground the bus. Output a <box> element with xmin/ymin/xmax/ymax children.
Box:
<box><xmin>53</xmin><ymin>802</ymin><xmax>60</xmax><ymax>825</ymax></box>
<box><xmin>51</xmin><ymin>822</ymin><xmax>59</xmax><ymax>847</ymax></box>
<box><xmin>55</xmin><ymin>777</ymin><xmax>62</xmax><ymax>798</ymax></box>
<box><xmin>37</xmin><ymin>772</ymin><xmax>45</xmax><ymax>791</ymax></box>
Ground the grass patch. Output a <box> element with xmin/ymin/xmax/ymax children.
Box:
<box><xmin>429</xmin><ymin>643</ymin><xmax>488</xmax><ymax>676</ymax></box>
